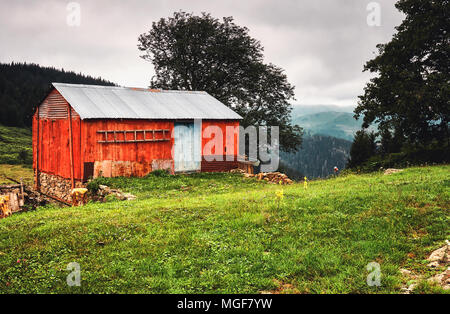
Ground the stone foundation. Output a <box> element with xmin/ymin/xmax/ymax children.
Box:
<box><xmin>38</xmin><ymin>172</ymin><xmax>84</xmax><ymax>202</ymax></box>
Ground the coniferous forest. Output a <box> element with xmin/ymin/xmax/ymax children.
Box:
<box><xmin>280</xmin><ymin>134</ymin><xmax>352</xmax><ymax>179</ymax></box>
<box><xmin>0</xmin><ymin>62</ymin><xmax>115</xmax><ymax>127</ymax></box>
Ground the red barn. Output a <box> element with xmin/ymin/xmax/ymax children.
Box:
<box><xmin>33</xmin><ymin>83</ymin><xmax>241</xmax><ymax>201</ymax></box>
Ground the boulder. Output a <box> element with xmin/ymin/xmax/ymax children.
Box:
<box><xmin>384</xmin><ymin>168</ymin><xmax>403</xmax><ymax>175</ymax></box>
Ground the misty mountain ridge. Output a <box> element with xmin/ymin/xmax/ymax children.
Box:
<box><xmin>291</xmin><ymin>104</ymin><xmax>377</xmax><ymax>141</ymax></box>
<box><xmin>291</xmin><ymin>104</ymin><xmax>355</xmax><ymax>117</ymax></box>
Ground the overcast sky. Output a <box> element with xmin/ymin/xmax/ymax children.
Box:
<box><xmin>0</xmin><ymin>0</ymin><xmax>404</xmax><ymax>107</ymax></box>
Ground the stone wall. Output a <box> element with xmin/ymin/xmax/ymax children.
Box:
<box><xmin>38</xmin><ymin>172</ymin><xmax>84</xmax><ymax>202</ymax></box>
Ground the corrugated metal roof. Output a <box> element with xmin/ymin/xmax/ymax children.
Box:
<box><xmin>51</xmin><ymin>83</ymin><xmax>242</xmax><ymax>120</ymax></box>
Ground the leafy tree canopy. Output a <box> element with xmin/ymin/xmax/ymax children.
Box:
<box><xmin>355</xmin><ymin>0</ymin><xmax>449</xmax><ymax>146</ymax></box>
<box><xmin>138</xmin><ymin>11</ymin><xmax>302</xmax><ymax>152</ymax></box>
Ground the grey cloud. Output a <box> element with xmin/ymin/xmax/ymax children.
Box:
<box><xmin>0</xmin><ymin>0</ymin><xmax>404</xmax><ymax>106</ymax></box>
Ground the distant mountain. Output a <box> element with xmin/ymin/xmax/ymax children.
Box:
<box><xmin>291</xmin><ymin>104</ymin><xmax>355</xmax><ymax>117</ymax></box>
<box><xmin>280</xmin><ymin>104</ymin><xmax>361</xmax><ymax>178</ymax></box>
<box><xmin>291</xmin><ymin>104</ymin><xmax>376</xmax><ymax>141</ymax></box>
<box><xmin>293</xmin><ymin>111</ymin><xmax>366</xmax><ymax>141</ymax></box>
<box><xmin>280</xmin><ymin>134</ymin><xmax>352</xmax><ymax>179</ymax></box>
<box><xmin>0</xmin><ymin>62</ymin><xmax>116</xmax><ymax>127</ymax></box>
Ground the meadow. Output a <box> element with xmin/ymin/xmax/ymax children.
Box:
<box><xmin>0</xmin><ymin>125</ymin><xmax>32</xmax><ymax>165</ymax></box>
<box><xmin>0</xmin><ymin>165</ymin><xmax>448</xmax><ymax>293</ymax></box>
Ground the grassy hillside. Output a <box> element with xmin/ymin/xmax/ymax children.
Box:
<box><xmin>0</xmin><ymin>165</ymin><xmax>33</xmax><ymax>185</ymax></box>
<box><xmin>0</xmin><ymin>124</ymin><xmax>32</xmax><ymax>165</ymax></box>
<box><xmin>0</xmin><ymin>166</ymin><xmax>448</xmax><ymax>293</ymax></box>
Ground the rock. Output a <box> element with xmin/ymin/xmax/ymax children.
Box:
<box><xmin>384</xmin><ymin>168</ymin><xmax>403</xmax><ymax>175</ymax></box>
<box><xmin>427</xmin><ymin>244</ymin><xmax>448</xmax><ymax>262</ymax></box>
<box><xmin>426</xmin><ymin>242</ymin><xmax>449</xmax><ymax>267</ymax></box>
<box><xmin>400</xmin><ymin>242</ymin><xmax>450</xmax><ymax>292</ymax></box>
<box><xmin>400</xmin><ymin>268</ymin><xmax>412</xmax><ymax>276</ymax></box>
<box><xmin>428</xmin><ymin>267</ymin><xmax>450</xmax><ymax>290</ymax></box>
<box><xmin>428</xmin><ymin>261</ymin><xmax>441</xmax><ymax>268</ymax></box>
<box><xmin>114</xmin><ymin>191</ymin><xmax>127</xmax><ymax>201</ymax></box>
<box><xmin>93</xmin><ymin>184</ymin><xmax>136</xmax><ymax>202</ymax></box>
<box><xmin>425</xmin><ymin>242</ymin><xmax>450</xmax><ymax>290</ymax></box>
<box><xmin>401</xmin><ymin>283</ymin><xmax>417</xmax><ymax>294</ymax></box>
<box><xmin>123</xmin><ymin>193</ymin><xmax>136</xmax><ymax>201</ymax></box>
<box><xmin>38</xmin><ymin>172</ymin><xmax>84</xmax><ymax>202</ymax></box>
<box><xmin>99</xmin><ymin>185</ymin><xmax>109</xmax><ymax>191</ymax></box>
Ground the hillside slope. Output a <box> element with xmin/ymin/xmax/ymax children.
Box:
<box><xmin>281</xmin><ymin>134</ymin><xmax>352</xmax><ymax>178</ymax></box>
<box><xmin>0</xmin><ymin>124</ymin><xmax>32</xmax><ymax>164</ymax></box>
<box><xmin>0</xmin><ymin>165</ymin><xmax>448</xmax><ymax>293</ymax></box>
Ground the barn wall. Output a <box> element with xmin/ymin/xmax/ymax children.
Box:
<box><xmin>81</xmin><ymin>119</ymin><xmax>175</xmax><ymax>178</ymax></box>
<box><xmin>33</xmin><ymin>89</ymin><xmax>82</xmax><ymax>181</ymax></box>
<box><xmin>33</xmin><ymin>92</ymin><xmax>242</xmax><ymax>182</ymax></box>
<box><xmin>201</xmin><ymin>120</ymin><xmax>240</xmax><ymax>172</ymax></box>
<box><xmin>201</xmin><ymin>120</ymin><xmax>240</xmax><ymax>156</ymax></box>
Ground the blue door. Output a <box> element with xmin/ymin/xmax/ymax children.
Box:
<box><xmin>174</xmin><ymin>122</ymin><xmax>201</xmax><ymax>172</ymax></box>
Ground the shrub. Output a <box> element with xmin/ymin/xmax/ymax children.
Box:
<box><xmin>86</xmin><ymin>180</ymin><xmax>100</xmax><ymax>194</ymax></box>
<box><xmin>148</xmin><ymin>169</ymin><xmax>170</xmax><ymax>177</ymax></box>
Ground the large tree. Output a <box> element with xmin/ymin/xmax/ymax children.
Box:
<box><xmin>138</xmin><ymin>11</ymin><xmax>302</xmax><ymax>152</ymax></box>
<box><xmin>355</xmin><ymin>0</ymin><xmax>449</xmax><ymax>148</ymax></box>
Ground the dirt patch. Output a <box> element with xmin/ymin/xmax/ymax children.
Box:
<box><xmin>260</xmin><ymin>279</ymin><xmax>301</xmax><ymax>294</ymax></box>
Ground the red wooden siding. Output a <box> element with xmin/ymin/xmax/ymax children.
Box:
<box><xmin>201</xmin><ymin>120</ymin><xmax>240</xmax><ymax>172</ymax></box>
<box><xmin>39</xmin><ymin>89</ymin><xmax>79</xmax><ymax>119</ymax></box>
<box><xmin>81</xmin><ymin>119</ymin><xmax>175</xmax><ymax>178</ymax></box>
<box><xmin>33</xmin><ymin>89</ymin><xmax>241</xmax><ymax>181</ymax></box>
<box><xmin>33</xmin><ymin>89</ymin><xmax>82</xmax><ymax>180</ymax></box>
<box><xmin>201</xmin><ymin>120</ymin><xmax>239</xmax><ymax>156</ymax></box>
<box><xmin>33</xmin><ymin>116</ymin><xmax>82</xmax><ymax>179</ymax></box>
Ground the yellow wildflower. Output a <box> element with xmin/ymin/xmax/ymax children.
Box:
<box><xmin>275</xmin><ymin>189</ymin><xmax>284</xmax><ymax>209</ymax></box>
<box><xmin>276</xmin><ymin>190</ymin><xmax>284</xmax><ymax>200</ymax></box>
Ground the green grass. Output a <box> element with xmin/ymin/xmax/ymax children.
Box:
<box><xmin>0</xmin><ymin>165</ymin><xmax>449</xmax><ymax>293</ymax></box>
<box><xmin>0</xmin><ymin>124</ymin><xmax>32</xmax><ymax>165</ymax></box>
<box><xmin>0</xmin><ymin>164</ymin><xmax>34</xmax><ymax>185</ymax></box>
